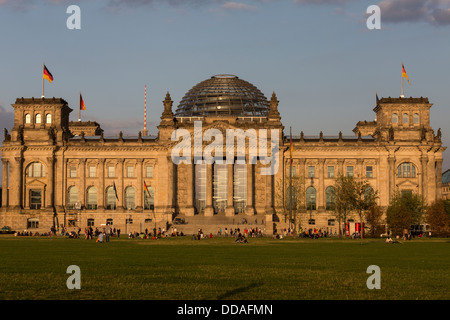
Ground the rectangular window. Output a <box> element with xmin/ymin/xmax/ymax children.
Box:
<box><xmin>127</xmin><ymin>166</ymin><xmax>134</xmax><ymax>178</ymax></box>
<box><xmin>366</xmin><ymin>166</ymin><xmax>373</xmax><ymax>178</ymax></box>
<box><xmin>328</xmin><ymin>219</ymin><xmax>335</xmax><ymax>226</ymax></box>
<box><xmin>108</xmin><ymin>166</ymin><xmax>115</xmax><ymax>178</ymax></box>
<box><xmin>87</xmin><ymin>219</ymin><xmax>95</xmax><ymax>227</ymax></box>
<box><xmin>27</xmin><ymin>219</ymin><xmax>39</xmax><ymax>229</ymax></box>
<box><xmin>347</xmin><ymin>166</ymin><xmax>354</xmax><ymax>177</ymax></box>
<box><xmin>327</xmin><ymin>166</ymin><xmax>334</xmax><ymax>178</ymax></box>
<box><xmin>308</xmin><ymin>166</ymin><xmax>315</xmax><ymax>178</ymax></box>
<box><xmin>290</xmin><ymin>166</ymin><xmax>296</xmax><ymax>178</ymax></box>
<box><xmin>30</xmin><ymin>190</ymin><xmax>41</xmax><ymax>210</ymax></box>
<box><xmin>89</xmin><ymin>166</ymin><xmax>96</xmax><ymax>178</ymax></box>
<box><xmin>146</xmin><ymin>166</ymin><xmax>153</xmax><ymax>178</ymax></box>
<box><xmin>70</xmin><ymin>166</ymin><xmax>77</xmax><ymax>178</ymax></box>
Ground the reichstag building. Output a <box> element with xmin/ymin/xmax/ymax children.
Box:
<box><xmin>0</xmin><ymin>75</ymin><xmax>446</xmax><ymax>234</ymax></box>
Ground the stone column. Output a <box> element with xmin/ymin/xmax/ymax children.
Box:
<box><xmin>436</xmin><ymin>159</ymin><xmax>443</xmax><ymax>200</ymax></box>
<box><xmin>388</xmin><ymin>156</ymin><xmax>395</xmax><ymax>200</ymax></box>
<box><xmin>98</xmin><ymin>159</ymin><xmax>105</xmax><ymax>210</ymax></box>
<box><xmin>14</xmin><ymin>157</ymin><xmax>22</xmax><ymax>209</ymax></box>
<box><xmin>185</xmin><ymin>162</ymin><xmax>195</xmax><ymax>216</ymax></box>
<box><xmin>420</xmin><ymin>156</ymin><xmax>428</xmax><ymax>200</ymax></box>
<box><xmin>318</xmin><ymin>159</ymin><xmax>325</xmax><ymax>211</ymax></box>
<box><xmin>204</xmin><ymin>163</ymin><xmax>214</xmax><ymax>216</ymax></box>
<box><xmin>81</xmin><ymin>159</ymin><xmax>86</xmax><ymax>209</ymax></box>
<box><xmin>226</xmin><ymin>163</ymin><xmax>234</xmax><ymax>216</ymax></box>
<box><xmin>136</xmin><ymin>159</ymin><xmax>143</xmax><ymax>211</ymax></box>
<box><xmin>246</xmin><ymin>162</ymin><xmax>254</xmax><ymax>216</ymax></box>
<box><xmin>2</xmin><ymin>160</ymin><xmax>8</xmax><ymax>207</ymax></box>
<box><xmin>338</xmin><ymin>159</ymin><xmax>345</xmax><ymax>177</ymax></box>
<box><xmin>47</xmin><ymin>156</ymin><xmax>54</xmax><ymax>209</ymax></box>
<box><xmin>118</xmin><ymin>159</ymin><xmax>124</xmax><ymax>210</ymax></box>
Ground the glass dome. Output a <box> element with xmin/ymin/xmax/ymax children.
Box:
<box><xmin>175</xmin><ymin>74</ymin><xmax>270</xmax><ymax>117</ymax></box>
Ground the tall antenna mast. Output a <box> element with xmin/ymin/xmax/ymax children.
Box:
<box><xmin>142</xmin><ymin>84</ymin><xmax>148</xmax><ymax>137</ymax></box>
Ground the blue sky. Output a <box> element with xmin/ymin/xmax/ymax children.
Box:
<box><xmin>1</xmin><ymin>0</ymin><xmax>450</xmax><ymax>177</ymax></box>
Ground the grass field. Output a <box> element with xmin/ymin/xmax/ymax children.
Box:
<box><xmin>0</xmin><ymin>235</ymin><xmax>448</xmax><ymax>300</ymax></box>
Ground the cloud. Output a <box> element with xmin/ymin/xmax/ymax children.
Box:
<box><xmin>221</xmin><ymin>1</ymin><xmax>258</xmax><ymax>12</ymax></box>
<box><xmin>378</xmin><ymin>0</ymin><xmax>450</xmax><ymax>26</ymax></box>
<box><xmin>293</xmin><ymin>0</ymin><xmax>356</xmax><ymax>5</ymax></box>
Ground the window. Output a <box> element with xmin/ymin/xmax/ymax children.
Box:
<box><xmin>213</xmin><ymin>164</ymin><xmax>228</xmax><ymax>214</ymax></box>
<box><xmin>106</xmin><ymin>219</ymin><xmax>113</xmax><ymax>226</ymax></box>
<box><xmin>397</xmin><ymin>162</ymin><xmax>416</xmax><ymax>178</ymax></box>
<box><xmin>392</xmin><ymin>113</ymin><xmax>398</xmax><ymax>124</ymax></box>
<box><xmin>106</xmin><ymin>186</ymin><xmax>117</xmax><ymax>210</ymax></box>
<box><xmin>308</xmin><ymin>166</ymin><xmax>315</xmax><ymax>178</ymax></box>
<box><xmin>327</xmin><ymin>166</ymin><xmax>334</xmax><ymax>178</ymax></box>
<box><xmin>233</xmin><ymin>164</ymin><xmax>247</xmax><ymax>214</ymax></box>
<box><xmin>127</xmin><ymin>166</ymin><xmax>134</xmax><ymax>178</ymax></box>
<box><xmin>35</xmin><ymin>114</ymin><xmax>41</xmax><ymax>124</ymax></box>
<box><xmin>401</xmin><ymin>190</ymin><xmax>413</xmax><ymax>197</ymax></box>
<box><xmin>70</xmin><ymin>166</ymin><xmax>77</xmax><ymax>178</ymax></box>
<box><xmin>89</xmin><ymin>166</ymin><xmax>96</xmax><ymax>178</ymax></box>
<box><xmin>25</xmin><ymin>114</ymin><xmax>31</xmax><ymax>124</ymax></box>
<box><xmin>108</xmin><ymin>166</ymin><xmax>115</xmax><ymax>178</ymax></box>
<box><xmin>403</xmin><ymin>113</ymin><xmax>409</xmax><ymax>124</ymax></box>
<box><xmin>195</xmin><ymin>163</ymin><xmax>206</xmax><ymax>214</ymax></box>
<box><xmin>87</xmin><ymin>187</ymin><xmax>97</xmax><ymax>210</ymax></box>
<box><xmin>306</xmin><ymin>187</ymin><xmax>316</xmax><ymax>211</ymax></box>
<box><xmin>290</xmin><ymin>166</ymin><xmax>296</xmax><ymax>178</ymax></box>
<box><xmin>413</xmin><ymin>113</ymin><xmax>419</xmax><ymax>124</ymax></box>
<box><xmin>87</xmin><ymin>219</ymin><xmax>95</xmax><ymax>227</ymax></box>
<box><xmin>27</xmin><ymin>218</ymin><xmax>39</xmax><ymax>229</ymax></box>
<box><xmin>347</xmin><ymin>166</ymin><xmax>354</xmax><ymax>177</ymax></box>
<box><xmin>46</xmin><ymin>114</ymin><xmax>52</xmax><ymax>124</ymax></box>
<box><xmin>308</xmin><ymin>219</ymin><xmax>315</xmax><ymax>225</ymax></box>
<box><xmin>287</xmin><ymin>186</ymin><xmax>298</xmax><ymax>211</ymax></box>
<box><xmin>126</xmin><ymin>218</ymin><xmax>133</xmax><ymax>224</ymax></box>
<box><xmin>68</xmin><ymin>187</ymin><xmax>79</xmax><ymax>209</ymax></box>
<box><xmin>125</xmin><ymin>186</ymin><xmax>135</xmax><ymax>210</ymax></box>
<box><xmin>328</xmin><ymin>219</ymin><xmax>335</xmax><ymax>226</ymax></box>
<box><xmin>146</xmin><ymin>166</ymin><xmax>153</xmax><ymax>178</ymax></box>
<box><xmin>27</xmin><ymin>162</ymin><xmax>45</xmax><ymax>178</ymax></box>
<box><xmin>144</xmin><ymin>186</ymin><xmax>155</xmax><ymax>211</ymax></box>
<box><xmin>366</xmin><ymin>166</ymin><xmax>373</xmax><ymax>178</ymax></box>
<box><xmin>326</xmin><ymin>186</ymin><xmax>335</xmax><ymax>210</ymax></box>
<box><xmin>30</xmin><ymin>190</ymin><xmax>42</xmax><ymax>210</ymax></box>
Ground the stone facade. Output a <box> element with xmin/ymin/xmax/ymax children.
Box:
<box><xmin>0</xmin><ymin>82</ymin><xmax>446</xmax><ymax>235</ymax></box>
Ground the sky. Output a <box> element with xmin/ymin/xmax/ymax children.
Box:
<box><xmin>1</xmin><ymin>0</ymin><xmax>450</xmax><ymax>185</ymax></box>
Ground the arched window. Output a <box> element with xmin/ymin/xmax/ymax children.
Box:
<box><xmin>144</xmin><ymin>186</ymin><xmax>155</xmax><ymax>211</ymax></box>
<box><xmin>68</xmin><ymin>186</ymin><xmax>79</xmax><ymax>209</ymax></box>
<box><xmin>402</xmin><ymin>113</ymin><xmax>408</xmax><ymax>124</ymax></box>
<box><xmin>413</xmin><ymin>113</ymin><xmax>419</xmax><ymax>124</ymax></box>
<box><xmin>87</xmin><ymin>187</ymin><xmax>97</xmax><ymax>210</ymax></box>
<box><xmin>286</xmin><ymin>186</ymin><xmax>298</xmax><ymax>211</ymax></box>
<box><xmin>46</xmin><ymin>114</ymin><xmax>52</xmax><ymax>124</ymax></box>
<box><xmin>26</xmin><ymin>162</ymin><xmax>46</xmax><ymax>178</ymax></box>
<box><xmin>326</xmin><ymin>186</ymin><xmax>335</xmax><ymax>210</ymax></box>
<box><xmin>125</xmin><ymin>186</ymin><xmax>135</xmax><ymax>210</ymax></box>
<box><xmin>35</xmin><ymin>114</ymin><xmax>42</xmax><ymax>124</ymax></box>
<box><xmin>306</xmin><ymin>187</ymin><xmax>316</xmax><ymax>211</ymax></box>
<box><xmin>397</xmin><ymin>162</ymin><xmax>416</xmax><ymax>178</ymax></box>
<box><xmin>392</xmin><ymin>113</ymin><xmax>398</xmax><ymax>124</ymax></box>
<box><xmin>25</xmin><ymin>114</ymin><xmax>31</xmax><ymax>124</ymax></box>
<box><xmin>106</xmin><ymin>186</ymin><xmax>116</xmax><ymax>210</ymax></box>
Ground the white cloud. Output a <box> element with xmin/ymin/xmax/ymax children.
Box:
<box><xmin>221</xmin><ymin>1</ymin><xmax>258</xmax><ymax>11</ymax></box>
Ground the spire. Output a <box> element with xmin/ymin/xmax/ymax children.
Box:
<box><xmin>160</xmin><ymin>91</ymin><xmax>175</xmax><ymax>126</ymax></box>
<box><xmin>268</xmin><ymin>91</ymin><xmax>281</xmax><ymax>121</ymax></box>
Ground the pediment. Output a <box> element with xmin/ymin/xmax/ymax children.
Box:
<box><xmin>396</xmin><ymin>179</ymin><xmax>419</xmax><ymax>188</ymax></box>
<box><xmin>26</xmin><ymin>178</ymin><xmax>47</xmax><ymax>187</ymax></box>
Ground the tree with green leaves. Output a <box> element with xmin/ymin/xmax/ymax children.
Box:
<box><xmin>331</xmin><ymin>174</ymin><xmax>355</xmax><ymax>237</ymax></box>
<box><xmin>425</xmin><ymin>200</ymin><xmax>450</xmax><ymax>237</ymax></box>
<box><xmin>386</xmin><ymin>192</ymin><xmax>427</xmax><ymax>237</ymax></box>
<box><xmin>350</xmin><ymin>177</ymin><xmax>378</xmax><ymax>239</ymax></box>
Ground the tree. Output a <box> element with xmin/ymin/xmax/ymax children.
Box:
<box><xmin>425</xmin><ymin>200</ymin><xmax>450</xmax><ymax>237</ymax></box>
<box><xmin>386</xmin><ymin>192</ymin><xmax>427</xmax><ymax>237</ymax></box>
<box><xmin>274</xmin><ymin>173</ymin><xmax>305</xmax><ymax>234</ymax></box>
<box><xmin>351</xmin><ymin>178</ymin><xmax>378</xmax><ymax>239</ymax></box>
<box><xmin>331</xmin><ymin>174</ymin><xmax>355</xmax><ymax>237</ymax></box>
<box><xmin>365</xmin><ymin>205</ymin><xmax>385</xmax><ymax>238</ymax></box>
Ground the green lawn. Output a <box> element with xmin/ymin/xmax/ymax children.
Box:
<box><xmin>0</xmin><ymin>235</ymin><xmax>448</xmax><ymax>300</ymax></box>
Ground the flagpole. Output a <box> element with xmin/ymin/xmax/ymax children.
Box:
<box><xmin>79</xmin><ymin>92</ymin><xmax>81</xmax><ymax>122</ymax></box>
<box><xmin>289</xmin><ymin>126</ymin><xmax>292</xmax><ymax>232</ymax></box>
<box><xmin>42</xmin><ymin>63</ymin><xmax>45</xmax><ymax>98</ymax></box>
<box><xmin>401</xmin><ymin>61</ymin><xmax>404</xmax><ymax>98</ymax></box>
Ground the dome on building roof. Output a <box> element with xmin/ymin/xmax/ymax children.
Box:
<box><xmin>175</xmin><ymin>74</ymin><xmax>270</xmax><ymax>117</ymax></box>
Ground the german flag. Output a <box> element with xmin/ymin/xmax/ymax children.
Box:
<box><xmin>402</xmin><ymin>63</ymin><xmax>411</xmax><ymax>85</ymax></box>
<box><xmin>43</xmin><ymin>64</ymin><xmax>53</xmax><ymax>83</ymax></box>
<box><xmin>144</xmin><ymin>181</ymin><xmax>151</xmax><ymax>198</ymax></box>
<box><xmin>80</xmin><ymin>93</ymin><xmax>86</xmax><ymax>111</ymax></box>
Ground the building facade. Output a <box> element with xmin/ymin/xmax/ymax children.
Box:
<box><xmin>0</xmin><ymin>75</ymin><xmax>446</xmax><ymax>234</ymax></box>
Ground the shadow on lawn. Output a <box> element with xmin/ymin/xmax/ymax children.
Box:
<box><xmin>216</xmin><ymin>282</ymin><xmax>262</xmax><ymax>300</ymax></box>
